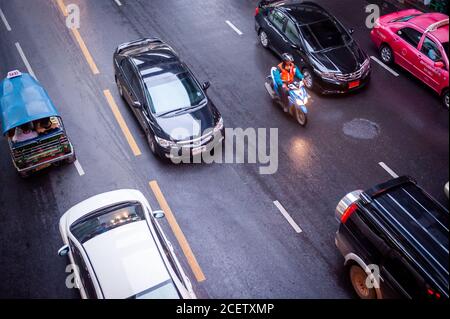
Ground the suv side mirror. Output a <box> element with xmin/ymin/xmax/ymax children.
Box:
<box><xmin>202</xmin><ymin>81</ymin><xmax>211</xmax><ymax>91</ymax></box>
<box><xmin>435</xmin><ymin>61</ymin><xmax>445</xmax><ymax>69</ymax></box>
<box><xmin>349</xmin><ymin>28</ymin><xmax>355</xmax><ymax>35</ymax></box>
<box><xmin>58</xmin><ymin>244</ymin><xmax>70</xmax><ymax>257</ymax></box>
<box><xmin>152</xmin><ymin>210</ymin><xmax>165</xmax><ymax>219</ymax></box>
<box><xmin>132</xmin><ymin>101</ymin><xmax>142</xmax><ymax>108</ymax></box>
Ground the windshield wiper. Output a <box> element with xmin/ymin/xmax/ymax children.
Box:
<box><xmin>157</xmin><ymin>107</ymin><xmax>189</xmax><ymax>117</ymax></box>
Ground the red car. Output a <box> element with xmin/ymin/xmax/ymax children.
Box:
<box><xmin>371</xmin><ymin>10</ymin><xmax>449</xmax><ymax>108</ymax></box>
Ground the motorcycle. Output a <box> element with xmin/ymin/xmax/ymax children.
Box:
<box><xmin>264</xmin><ymin>67</ymin><xmax>310</xmax><ymax>126</ymax></box>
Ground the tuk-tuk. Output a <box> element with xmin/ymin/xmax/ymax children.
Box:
<box><xmin>0</xmin><ymin>70</ymin><xmax>76</xmax><ymax>177</ymax></box>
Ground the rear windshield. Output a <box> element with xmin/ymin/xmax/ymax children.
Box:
<box><xmin>391</xmin><ymin>14</ymin><xmax>422</xmax><ymax>22</ymax></box>
<box><xmin>70</xmin><ymin>202</ymin><xmax>145</xmax><ymax>243</ymax></box>
<box><xmin>129</xmin><ymin>279</ymin><xmax>181</xmax><ymax>299</ymax></box>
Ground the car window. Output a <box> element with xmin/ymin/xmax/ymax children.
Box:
<box><xmin>421</xmin><ymin>37</ymin><xmax>443</xmax><ymax>62</ymax></box>
<box><xmin>70</xmin><ymin>202</ymin><xmax>145</xmax><ymax>244</ymax></box>
<box><xmin>70</xmin><ymin>240</ymin><xmax>98</xmax><ymax>298</ymax></box>
<box><xmin>285</xmin><ymin>19</ymin><xmax>300</xmax><ymax>44</ymax></box>
<box><xmin>397</xmin><ymin>27</ymin><xmax>423</xmax><ymax>48</ymax></box>
<box><xmin>121</xmin><ymin>59</ymin><xmax>135</xmax><ymax>82</ymax></box>
<box><xmin>130</xmin><ymin>73</ymin><xmax>143</xmax><ymax>99</ymax></box>
<box><xmin>144</xmin><ymin>71</ymin><xmax>206</xmax><ymax>115</ymax></box>
<box><xmin>300</xmin><ymin>19</ymin><xmax>351</xmax><ymax>51</ymax></box>
<box><xmin>268</xmin><ymin>10</ymin><xmax>286</xmax><ymax>31</ymax></box>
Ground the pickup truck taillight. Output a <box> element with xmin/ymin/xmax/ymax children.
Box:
<box><xmin>341</xmin><ymin>203</ymin><xmax>358</xmax><ymax>224</ymax></box>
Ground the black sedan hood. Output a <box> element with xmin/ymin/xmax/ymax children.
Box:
<box><xmin>154</xmin><ymin>102</ymin><xmax>220</xmax><ymax>141</ymax></box>
<box><xmin>310</xmin><ymin>41</ymin><xmax>368</xmax><ymax>74</ymax></box>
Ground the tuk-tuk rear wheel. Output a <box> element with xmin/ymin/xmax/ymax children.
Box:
<box><xmin>66</xmin><ymin>153</ymin><xmax>77</xmax><ymax>164</ymax></box>
<box><xmin>19</xmin><ymin>170</ymin><xmax>30</xmax><ymax>178</ymax></box>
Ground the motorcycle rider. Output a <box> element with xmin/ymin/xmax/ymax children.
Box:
<box><xmin>273</xmin><ymin>53</ymin><xmax>304</xmax><ymax>112</ymax></box>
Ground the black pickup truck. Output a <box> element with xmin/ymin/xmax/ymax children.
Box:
<box><xmin>335</xmin><ymin>176</ymin><xmax>449</xmax><ymax>299</ymax></box>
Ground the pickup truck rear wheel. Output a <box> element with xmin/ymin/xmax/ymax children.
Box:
<box><xmin>349</xmin><ymin>265</ymin><xmax>377</xmax><ymax>299</ymax></box>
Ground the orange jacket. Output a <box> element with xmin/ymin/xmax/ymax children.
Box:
<box><xmin>277</xmin><ymin>62</ymin><xmax>296</xmax><ymax>84</ymax></box>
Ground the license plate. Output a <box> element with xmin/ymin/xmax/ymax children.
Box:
<box><xmin>192</xmin><ymin>146</ymin><xmax>206</xmax><ymax>156</ymax></box>
<box><xmin>34</xmin><ymin>163</ymin><xmax>51</xmax><ymax>172</ymax></box>
<box><xmin>349</xmin><ymin>81</ymin><xmax>360</xmax><ymax>89</ymax></box>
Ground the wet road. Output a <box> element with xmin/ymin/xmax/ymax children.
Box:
<box><xmin>0</xmin><ymin>0</ymin><xmax>448</xmax><ymax>298</ymax></box>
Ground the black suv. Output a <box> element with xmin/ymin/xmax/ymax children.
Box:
<box><xmin>114</xmin><ymin>38</ymin><xmax>224</xmax><ymax>160</ymax></box>
<box><xmin>255</xmin><ymin>0</ymin><xmax>371</xmax><ymax>94</ymax></box>
<box><xmin>335</xmin><ymin>176</ymin><xmax>449</xmax><ymax>299</ymax></box>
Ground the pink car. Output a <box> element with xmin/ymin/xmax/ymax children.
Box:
<box><xmin>371</xmin><ymin>10</ymin><xmax>449</xmax><ymax>108</ymax></box>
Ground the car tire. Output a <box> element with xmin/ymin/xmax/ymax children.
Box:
<box><xmin>147</xmin><ymin>133</ymin><xmax>159</xmax><ymax>157</ymax></box>
<box><xmin>302</xmin><ymin>68</ymin><xmax>314</xmax><ymax>90</ymax></box>
<box><xmin>259</xmin><ymin>30</ymin><xmax>270</xmax><ymax>49</ymax></box>
<box><xmin>442</xmin><ymin>89</ymin><xmax>449</xmax><ymax>110</ymax></box>
<box><xmin>380</xmin><ymin>44</ymin><xmax>394</xmax><ymax>65</ymax></box>
<box><xmin>116</xmin><ymin>76</ymin><xmax>124</xmax><ymax>98</ymax></box>
<box><xmin>349</xmin><ymin>265</ymin><xmax>377</xmax><ymax>299</ymax></box>
<box><xmin>66</xmin><ymin>153</ymin><xmax>77</xmax><ymax>164</ymax></box>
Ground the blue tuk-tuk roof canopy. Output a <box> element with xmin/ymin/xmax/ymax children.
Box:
<box><xmin>0</xmin><ymin>73</ymin><xmax>59</xmax><ymax>135</ymax></box>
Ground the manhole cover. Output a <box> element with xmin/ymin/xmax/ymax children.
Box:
<box><xmin>343</xmin><ymin>119</ymin><xmax>380</xmax><ymax>139</ymax></box>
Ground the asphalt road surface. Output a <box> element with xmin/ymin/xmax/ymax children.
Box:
<box><xmin>0</xmin><ymin>0</ymin><xmax>448</xmax><ymax>298</ymax></box>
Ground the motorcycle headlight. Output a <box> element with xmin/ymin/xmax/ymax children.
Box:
<box><xmin>213</xmin><ymin>117</ymin><xmax>224</xmax><ymax>133</ymax></box>
<box><xmin>155</xmin><ymin>136</ymin><xmax>175</xmax><ymax>148</ymax></box>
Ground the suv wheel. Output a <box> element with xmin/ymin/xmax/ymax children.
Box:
<box><xmin>259</xmin><ymin>30</ymin><xmax>269</xmax><ymax>48</ymax></box>
<box><xmin>380</xmin><ymin>44</ymin><xmax>394</xmax><ymax>65</ymax></box>
<box><xmin>349</xmin><ymin>265</ymin><xmax>377</xmax><ymax>299</ymax></box>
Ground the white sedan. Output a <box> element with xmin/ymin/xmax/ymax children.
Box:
<box><xmin>58</xmin><ymin>189</ymin><xmax>196</xmax><ymax>299</ymax></box>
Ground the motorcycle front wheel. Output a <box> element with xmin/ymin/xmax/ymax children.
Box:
<box><xmin>295</xmin><ymin>108</ymin><xmax>307</xmax><ymax>126</ymax></box>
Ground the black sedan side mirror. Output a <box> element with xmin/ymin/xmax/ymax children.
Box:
<box><xmin>202</xmin><ymin>81</ymin><xmax>211</xmax><ymax>91</ymax></box>
<box><xmin>349</xmin><ymin>28</ymin><xmax>355</xmax><ymax>35</ymax></box>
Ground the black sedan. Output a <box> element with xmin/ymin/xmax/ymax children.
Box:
<box><xmin>255</xmin><ymin>1</ymin><xmax>371</xmax><ymax>94</ymax></box>
<box><xmin>113</xmin><ymin>38</ymin><xmax>224</xmax><ymax>160</ymax></box>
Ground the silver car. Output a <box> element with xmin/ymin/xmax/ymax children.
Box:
<box><xmin>58</xmin><ymin>189</ymin><xmax>196</xmax><ymax>299</ymax></box>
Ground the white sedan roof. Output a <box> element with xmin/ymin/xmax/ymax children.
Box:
<box><xmin>83</xmin><ymin>220</ymin><xmax>171</xmax><ymax>299</ymax></box>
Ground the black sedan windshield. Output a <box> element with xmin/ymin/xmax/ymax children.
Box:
<box><xmin>300</xmin><ymin>19</ymin><xmax>351</xmax><ymax>51</ymax></box>
<box><xmin>144</xmin><ymin>72</ymin><xmax>205</xmax><ymax>115</ymax></box>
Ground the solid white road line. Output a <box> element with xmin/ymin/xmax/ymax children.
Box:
<box><xmin>15</xmin><ymin>42</ymin><xmax>37</xmax><ymax>79</ymax></box>
<box><xmin>114</xmin><ymin>0</ymin><xmax>122</xmax><ymax>6</ymax></box>
<box><xmin>74</xmin><ymin>160</ymin><xmax>85</xmax><ymax>176</ymax></box>
<box><xmin>225</xmin><ymin>20</ymin><xmax>243</xmax><ymax>36</ymax></box>
<box><xmin>370</xmin><ymin>56</ymin><xmax>399</xmax><ymax>77</ymax></box>
<box><xmin>273</xmin><ymin>200</ymin><xmax>303</xmax><ymax>234</ymax></box>
<box><xmin>379</xmin><ymin>162</ymin><xmax>399</xmax><ymax>178</ymax></box>
<box><xmin>0</xmin><ymin>8</ymin><xmax>11</xmax><ymax>31</ymax></box>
